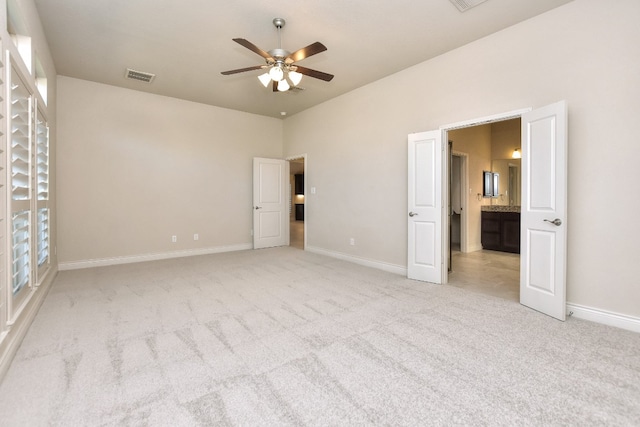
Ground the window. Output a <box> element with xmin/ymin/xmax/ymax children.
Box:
<box><xmin>35</xmin><ymin>58</ymin><xmax>47</xmax><ymax>104</ymax></box>
<box><xmin>2</xmin><ymin>0</ymin><xmax>52</xmax><ymax>337</ymax></box>
<box><xmin>9</xmin><ymin>63</ymin><xmax>32</xmax><ymax>310</ymax></box>
<box><xmin>36</xmin><ymin>108</ymin><xmax>49</xmax><ymax>272</ymax></box>
<box><xmin>7</xmin><ymin>0</ymin><xmax>32</xmax><ymax>73</ymax></box>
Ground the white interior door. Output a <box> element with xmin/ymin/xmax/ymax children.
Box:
<box><xmin>408</xmin><ymin>130</ymin><xmax>443</xmax><ymax>283</ymax></box>
<box><xmin>253</xmin><ymin>157</ymin><xmax>289</xmax><ymax>249</ymax></box>
<box><xmin>520</xmin><ymin>101</ymin><xmax>568</xmax><ymax>320</ymax></box>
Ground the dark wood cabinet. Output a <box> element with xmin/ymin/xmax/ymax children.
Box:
<box><xmin>295</xmin><ymin>174</ymin><xmax>304</xmax><ymax>195</ymax></box>
<box><xmin>481</xmin><ymin>211</ymin><xmax>520</xmax><ymax>253</ymax></box>
<box><xmin>295</xmin><ymin>204</ymin><xmax>304</xmax><ymax>221</ymax></box>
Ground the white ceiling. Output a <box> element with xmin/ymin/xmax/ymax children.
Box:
<box><xmin>33</xmin><ymin>0</ymin><xmax>572</xmax><ymax>119</ymax></box>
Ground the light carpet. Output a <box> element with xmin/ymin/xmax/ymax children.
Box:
<box><xmin>0</xmin><ymin>247</ymin><xmax>638</xmax><ymax>426</ymax></box>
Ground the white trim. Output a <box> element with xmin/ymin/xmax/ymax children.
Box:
<box><xmin>451</xmin><ymin>151</ymin><xmax>469</xmax><ymax>253</ymax></box>
<box><xmin>440</xmin><ymin>108</ymin><xmax>532</xmax><ymax>131</ymax></box>
<box><xmin>567</xmin><ymin>303</ymin><xmax>640</xmax><ymax>334</ymax></box>
<box><xmin>58</xmin><ymin>244</ymin><xmax>253</xmax><ymax>271</ymax></box>
<box><xmin>307</xmin><ymin>245</ymin><xmax>407</xmax><ymax>276</ymax></box>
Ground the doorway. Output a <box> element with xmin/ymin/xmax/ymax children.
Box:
<box><xmin>446</xmin><ymin>118</ymin><xmax>522</xmax><ymax>302</ymax></box>
<box><xmin>408</xmin><ymin>102</ymin><xmax>567</xmax><ymax>319</ymax></box>
<box><xmin>288</xmin><ymin>156</ymin><xmax>306</xmax><ymax>249</ymax></box>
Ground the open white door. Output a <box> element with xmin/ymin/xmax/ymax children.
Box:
<box><xmin>253</xmin><ymin>157</ymin><xmax>289</xmax><ymax>249</ymax></box>
<box><xmin>408</xmin><ymin>130</ymin><xmax>443</xmax><ymax>283</ymax></box>
<box><xmin>520</xmin><ymin>101</ymin><xmax>568</xmax><ymax>320</ymax></box>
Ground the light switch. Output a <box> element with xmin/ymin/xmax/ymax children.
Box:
<box><xmin>311</xmin><ymin>187</ymin><xmax>316</xmax><ymax>194</ymax></box>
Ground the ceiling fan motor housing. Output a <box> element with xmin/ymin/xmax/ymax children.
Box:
<box><xmin>268</xmin><ymin>49</ymin><xmax>289</xmax><ymax>60</ymax></box>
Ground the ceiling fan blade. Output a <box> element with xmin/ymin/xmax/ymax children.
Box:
<box><xmin>294</xmin><ymin>65</ymin><xmax>334</xmax><ymax>82</ymax></box>
<box><xmin>285</xmin><ymin>42</ymin><xmax>327</xmax><ymax>64</ymax></box>
<box><xmin>220</xmin><ymin>65</ymin><xmax>266</xmax><ymax>75</ymax></box>
<box><xmin>233</xmin><ymin>38</ymin><xmax>273</xmax><ymax>60</ymax></box>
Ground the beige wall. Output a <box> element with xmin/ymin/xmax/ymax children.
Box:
<box><xmin>57</xmin><ymin>77</ymin><xmax>282</xmax><ymax>264</ymax></box>
<box><xmin>283</xmin><ymin>0</ymin><xmax>640</xmax><ymax>318</ymax></box>
<box><xmin>491</xmin><ymin>119</ymin><xmax>521</xmax><ymax>161</ymax></box>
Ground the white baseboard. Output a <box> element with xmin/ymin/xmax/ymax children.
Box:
<box><xmin>567</xmin><ymin>302</ymin><xmax>640</xmax><ymax>334</ymax></box>
<box><xmin>306</xmin><ymin>246</ymin><xmax>407</xmax><ymax>276</ymax></box>
<box><xmin>58</xmin><ymin>243</ymin><xmax>253</xmax><ymax>271</ymax></box>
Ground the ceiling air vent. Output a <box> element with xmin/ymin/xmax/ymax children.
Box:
<box><xmin>450</xmin><ymin>0</ymin><xmax>488</xmax><ymax>12</ymax></box>
<box><xmin>125</xmin><ymin>68</ymin><xmax>156</xmax><ymax>83</ymax></box>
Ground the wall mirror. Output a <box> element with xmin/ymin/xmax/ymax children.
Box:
<box><xmin>482</xmin><ymin>171</ymin><xmax>499</xmax><ymax>198</ymax></box>
<box><xmin>491</xmin><ymin>159</ymin><xmax>521</xmax><ymax>205</ymax></box>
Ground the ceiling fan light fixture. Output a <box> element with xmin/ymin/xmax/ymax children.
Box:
<box><xmin>277</xmin><ymin>79</ymin><xmax>290</xmax><ymax>92</ymax></box>
<box><xmin>269</xmin><ymin>65</ymin><xmax>284</xmax><ymax>81</ymax></box>
<box><xmin>258</xmin><ymin>72</ymin><xmax>271</xmax><ymax>87</ymax></box>
<box><xmin>288</xmin><ymin>71</ymin><xmax>302</xmax><ymax>86</ymax></box>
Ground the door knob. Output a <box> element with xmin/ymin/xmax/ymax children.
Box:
<box><xmin>544</xmin><ymin>218</ymin><xmax>562</xmax><ymax>226</ymax></box>
<box><xmin>409</xmin><ymin>212</ymin><xmax>418</xmax><ymax>217</ymax></box>
<box><xmin>255</xmin><ymin>206</ymin><xmax>262</xmax><ymax>210</ymax></box>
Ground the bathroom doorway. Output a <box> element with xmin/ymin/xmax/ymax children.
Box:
<box><xmin>446</xmin><ymin>118</ymin><xmax>521</xmax><ymax>301</ymax></box>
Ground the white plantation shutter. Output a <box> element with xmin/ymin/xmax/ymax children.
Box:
<box><xmin>4</xmin><ymin>50</ymin><xmax>52</xmax><ymax>324</ymax></box>
<box><xmin>9</xmin><ymin>65</ymin><xmax>31</xmax><ymax>300</ymax></box>
<box><xmin>11</xmin><ymin>211</ymin><xmax>30</xmax><ymax>294</ymax></box>
<box><xmin>36</xmin><ymin>109</ymin><xmax>49</xmax><ymax>270</ymax></box>
<box><xmin>0</xmin><ymin>48</ymin><xmax>4</xmax><ymax>334</ymax></box>
<box><xmin>10</xmin><ymin>79</ymin><xmax>30</xmax><ymax>201</ymax></box>
<box><xmin>36</xmin><ymin>113</ymin><xmax>48</xmax><ymax>200</ymax></box>
<box><xmin>37</xmin><ymin>208</ymin><xmax>48</xmax><ymax>267</ymax></box>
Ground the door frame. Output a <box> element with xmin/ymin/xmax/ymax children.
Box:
<box><xmin>286</xmin><ymin>153</ymin><xmax>308</xmax><ymax>250</ymax></box>
<box><xmin>450</xmin><ymin>151</ymin><xmax>469</xmax><ymax>254</ymax></box>
<box><xmin>440</xmin><ymin>108</ymin><xmax>532</xmax><ymax>284</ymax></box>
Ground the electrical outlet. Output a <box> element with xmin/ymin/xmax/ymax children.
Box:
<box><xmin>171</xmin><ymin>235</ymin><xmax>177</xmax><ymax>243</ymax></box>
<box><xmin>350</xmin><ymin>238</ymin><xmax>355</xmax><ymax>246</ymax></box>
<box><xmin>193</xmin><ymin>234</ymin><xmax>199</xmax><ymax>241</ymax></box>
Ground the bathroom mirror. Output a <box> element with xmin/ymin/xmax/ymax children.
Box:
<box><xmin>491</xmin><ymin>159</ymin><xmax>521</xmax><ymax>206</ymax></box>
<box><xmin>482</xmin><ymin>171</ymin><xmax>499</xmax><ymax>198</ymax></box>
<box><xmin>483</xmin><ymin>171</ymin><xmax>492</xmax><ymax>197</ymax></box>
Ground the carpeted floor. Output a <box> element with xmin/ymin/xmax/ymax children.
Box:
<box><xmin>0</xmin><ymin>247</ymin><xmax>638</xmax><ymax>426</ymax></box>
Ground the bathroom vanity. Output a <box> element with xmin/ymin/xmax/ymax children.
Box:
<box><xmin>481</xmin><ymin>206</ymin><xmax>520</xmax><ymax>254</ymax></box>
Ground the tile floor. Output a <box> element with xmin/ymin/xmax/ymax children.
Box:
<box><xmin>448</xmin><ymin>249</ymin><xmax>520</xmax><ymax>301</ymax></box>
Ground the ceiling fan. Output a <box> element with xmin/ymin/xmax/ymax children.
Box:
<box><xmin>221</xmin><ymin>18</ymin><xmax>334</xmax><ymax>92</ymax></box>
